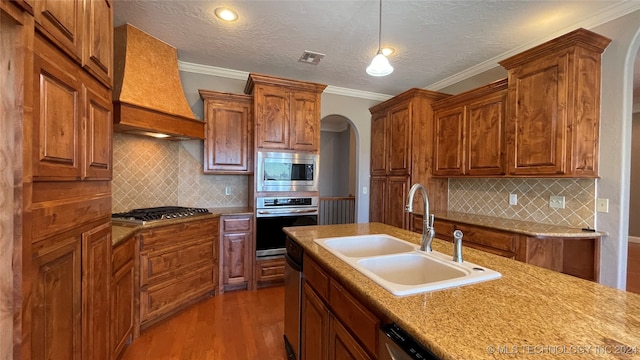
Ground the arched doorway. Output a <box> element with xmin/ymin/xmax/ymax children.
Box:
<box><xmin>627</xmin><ymin>45</ymin><xmax>640</xmax><ymax>293</ymax></box>
<box><xmin>319</xmin><ymin>114</ymin><xmax>357</xmax><ymax>224</ymax></box>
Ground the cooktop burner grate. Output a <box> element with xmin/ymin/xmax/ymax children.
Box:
<box><xmin>112</xmin><ymin>206</ymin><xmax>210</xmax><ymax>223</ymax></box>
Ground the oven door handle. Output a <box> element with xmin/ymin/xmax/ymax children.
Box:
<box><xmin>257</xmin><ymin>209</ymin><xmax>318</xmax><ymax>215</ymax></box>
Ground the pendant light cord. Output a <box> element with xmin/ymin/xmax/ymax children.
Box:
<box><xmin>378</xmin><ymin>0</ymin><xmax>382</xmax><ymax>50</ymax></box>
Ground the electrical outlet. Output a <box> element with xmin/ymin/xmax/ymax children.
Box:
<box><xmin>225</xmin><ymin>187</ymin><xmax>232</xmax><ymax>195</ymax></box>
<box><xmin>549</xmin><ymin>195</ymin><xmax>566</xmax><ymax>209</ymax></box>
<box><xmin>509</xmin><ymin>194</ymin><xmax>517</xmax><ymax>206</ymax></box>
<box><xmin>362</xmin><ymin>186</ymin><xmax>368</xmax><ymax>195</ymax></box>
<box><xmin>596</xmin><ymin>198</ymin><xmax>609</xmax><ymax>213</ymax></box>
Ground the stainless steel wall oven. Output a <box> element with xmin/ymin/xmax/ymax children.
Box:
<box><xmin>255</xmin><ymin>197</ymin><xmax>318</xmax><ymax>258</ymax></box>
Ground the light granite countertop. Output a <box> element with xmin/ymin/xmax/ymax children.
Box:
<box><xmin>111</xmin><ymin>206</ymin><xmax>253</xmax><ymax>246</ymax></box>
<box><xmin>433</xmin><ymin>210</ymin><xmax>606</xmax><ymax>238</ymax></box>
<box><xmin>283</xmin><ymin>222</ymin><xmax>640</xmax><ymax>360</ymax></box>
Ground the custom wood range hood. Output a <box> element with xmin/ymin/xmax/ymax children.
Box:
<box><xmin>113</xmin><ymin>24</ymin><xmax>204</xmax><ymax>140</ymax></box>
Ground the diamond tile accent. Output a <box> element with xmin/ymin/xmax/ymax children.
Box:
<box><xmin>112</xmin><ymin>133</ymin><xmax>179</xmax><ymax>212</ymax></box>
<box><xmin>178</xmin><ymin>145</ymin><xmax>248</xmax><ymax>208</ymax></box>
<box><xmin>112</xmin><ymin>133</ymin><xmax>248</xmax><ymax>212</ymax></box>
<box><xmin>448</xmin><ymin>178</ymin><xmax>595</xmax><ymax>228</ymax></box>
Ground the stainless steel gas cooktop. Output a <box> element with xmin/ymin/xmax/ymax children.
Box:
<box><xmin>111</xmin><ymin>206</ymin><xmax>210</xmax><ymax>224</ymax></box>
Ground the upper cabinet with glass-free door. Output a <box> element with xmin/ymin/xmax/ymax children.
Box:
<box><xmin>499</xmin><ymin>28</ymin><xmax>610</xmax><ymax>177</ymax></box>
<box><xmin>245</xmin><ymin>73</ymin><xmax>327</xmax><ymax>152</ymax></box>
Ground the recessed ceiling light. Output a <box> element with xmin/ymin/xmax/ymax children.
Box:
<box><xmin>381</xmin><ymin>47</ymin><xmax>395</xmax><ymax>57</ymax></box>
<box><xmin>214</xmin><ymin>7</ymin><xmax>238</xmax><ymax>22</ymax></box>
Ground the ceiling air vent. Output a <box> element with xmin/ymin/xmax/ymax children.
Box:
<box><xmin>298</xmin><ymin>50</ymin><xmax>325</xmax><ymax>65</ymax></box>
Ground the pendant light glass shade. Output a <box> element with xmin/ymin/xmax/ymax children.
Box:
<box><xmin>367</xmin><ymin>0</ymin><xmax>393</xmax><ymax>76</ymax></box>
<box><xmin>366</xmin><ymin>49</ymin><xmax>393</xmax><ymax>76</ymax></box>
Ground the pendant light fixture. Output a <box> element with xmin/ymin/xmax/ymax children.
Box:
<box><xmin>366</xmin><ymin>0</ymin><xmax>393</xmax><ymax>76</ymax></box>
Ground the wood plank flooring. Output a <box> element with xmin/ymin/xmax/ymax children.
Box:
<box><xmin>628</xmin><ymin>242</ymin><xmax>640</xmax><ymax>294</ymax></box>
<box><xmin>121</xmin><ymin>286</ymin><xmax>288</xmax><ymax>360</ymax></box>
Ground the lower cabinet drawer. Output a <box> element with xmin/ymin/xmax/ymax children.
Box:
<box><xmin>140</xmin><ymin>239</ymin><xmax>214</xmax><ymax>286</ymax></box>
<box><xmin>433</xmin><ymin>220</ymin><xmax>455</xmax><ymax>241</ymax></box>
<box><xmin>256</xmin><ymin>257</ymin><xmax>285</xmax><ymax>283</ymax></box>
<box><xmin>303</xmin><ymin>254</ymin><xmax>330</xmax><ymax>301</ymax></box>
<box><xmin>140</xmin><ymin>264</ymin><xmax>215</xmax><ymax>323</ymax></box>
<box><xmin>456</xmin><ymin>224</ymin><xmax>516</xmax><ymax>252</ymax></box>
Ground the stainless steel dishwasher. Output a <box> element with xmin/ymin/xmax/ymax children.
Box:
<box><xmin>379</xmin><ymin>323</ymin><xmax>439</xmax><ymax>360</ymax></box>
<box><xmin>283</xmin><ymin>236</ymin><xmax>304</xmax><ymax>360</ymax></box>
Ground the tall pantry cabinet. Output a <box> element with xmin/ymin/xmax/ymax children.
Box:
<box><xmin>7</xmin><ymin>0</ymin><xmax>115</xmax><ymax>359</ymax></box>
<box><xmin>369</xmin><ymin>89</ymin><xmax>450</xmax><ymax>230</ymax></box>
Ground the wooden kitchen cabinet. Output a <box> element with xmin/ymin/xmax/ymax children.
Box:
<box><xmin>255</xmin><ymin>257</ymin><xmax>285</xmax><ymax>287</ymax></box>
<box><xmin>200</xmin><ymin>90</ymin><xmax>253</xmax><ymax>174</ymax></box>
<box><xmin>83</xmin><ymin>0</ymin><xmax>113</xmax><ymax>87</ymax></box>
<box><xmin>370</xmin><ymin>111</ymin><xmax>387</xmax><ymax>176</ymax></box>
<box><xmin>244</xmin><ymin>73</ymin><xmax>327</xmax><ymax>152</ymax></box>
<box><xmin>30</xmin><ymin>220</ymin><xmax>112</xmax><ymax>360</ymax></box>
<box><xmin>18</xmin><ymin>2</ymin><xmax>115</xmax><ymax>359</ymax></box>
<box><xmin>30</xmin><ymin>234</ymin><xmax>82</xmax><ymax>360</ymax></box>
<box><xmin>368</xmin><ymin>176</ymin><xmax>386</xmax><ymax>223</ymax></box>
<box><xmin>220</xmin><ymin>214</ymin><xmax>253</xmax><ymax>292</ymax></box>
<box><xmin>432</xmin><ymin>79</ymin><xmax>507</xmax><ymax>177</ymax></box>
<box><xmin>386</xmin><ymin>176</ymin><xmax>410</xmax><ymax>229</ymax></box>
<box><xmin>83</xmin><ymin>78</ymin><xmax>113</xmax><ymax>180</ymax></box>
<box><xmin>368</xmin><ymin>176</ymin><xmax>409</xmax><ymax>228</ymax></box>
<box><xmin>432</xmin><ymin>105</ymin><xmax>465</xmax><ymax>176</ymax></box>
<box><xmin>498</xmin><ymin>28</ymin><xmax>611</xmax><ymax>177</ymax></box>
<box><xmin>33</xmin><ymin>33</ymin><xmax>112</xmax><ymax>181</ymax></box>
<box><xmin>32</xmin><ymin>0</ymin><xmax>113</xmax><ymax>87</ymax></box>
<box><xmin>328</xmin><ymin>314</ymin><xmax>373</xmax><ymax>360</ymax></box>
<box><xmin>138</xmin><ymin>218</ymin><xmax>219</xmax><ymax>330</ymax></box>
<box><xmin>33</xmin><ymin>34</ymin><xmax>82</xmax><ymax>180</ymax></box>
<box><xmin>33</xmin><ymin>0</ymin><xmax>83</xmax><ymax>63</ymax></box>
<box><xmin>112</xmin><ymin>236</ymin><xmax>135</xmax><ymax>359</ymax></box>
<box><xmin>301</xmin><ymin>282</ymin><xmax>330</xmax><ymax>360</ymax></box>
<box><xmin>81</xmin><ymin>222</ymin><xmax>112</xmax><ymax>360</ymax></box>
<box><xmin>301</xmin><ymin>254</ymin><xmax>380</xmax><ymax>360</ymax></box>
<box><xmin>369</xmin><ymin>88</ymin><xmax>450</xmax><ymax>230</ymax></box>
<box><xmin>434</xmin><ymin>218</ymin><xmax>599</xmax><ymax>281</ymax></box>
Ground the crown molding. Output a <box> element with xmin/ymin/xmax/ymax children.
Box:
<box><xmin>424</xmin><ymin>1</ymin><xmax>640</xmax><ymax>91</ymax></box>
<box><xmin>178</xmin><ymin>60</ymin><xmax>392</xmax><ymax>101</ymax></box>
<box><xmin>178</xmin><ymin>61</ymin><xmax>248</xmax><ymax>80</ymax></box>
<box><xmin>324</xmin><ymin>85</ymin><xmax>392</xmax><ymax>102</ymax></box>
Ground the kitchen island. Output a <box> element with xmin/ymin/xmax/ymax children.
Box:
<box><xmin>284</xmin><ymin>222</ymin><xmax>640</xmax><ymax>359</ymax></box>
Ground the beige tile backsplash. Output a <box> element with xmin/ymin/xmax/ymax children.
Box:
<box><xmin>113</xmin><ymin>133</ymin><xmax>595</xmax><ymax>228</ymax></box>
<box><xmin>448</xmin><ymin>178</ymin><xmax>595</xmax><ymax>228</ymax></box>
<box><xmin>112</xmin><ymin>133</ymin><xmax>248</xmax><ymax>212</ymax></box>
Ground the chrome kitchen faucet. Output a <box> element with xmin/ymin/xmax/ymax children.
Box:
<box><xmin>405</xmin><ymin>183</ymin><xmax>435</xmax><ymax>252</ymax></box>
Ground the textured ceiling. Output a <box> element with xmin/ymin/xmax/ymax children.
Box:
<box><xmin>114</xmin><ymin>0</ymin><xmax>640</xmax><ymax>97</ymax></box>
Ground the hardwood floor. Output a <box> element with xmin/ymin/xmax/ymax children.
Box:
<box><xmin>628</xmin><ymin>242</ymin><xmax>640</xmax><ymax>294</ymax></box>
<box><xmin>121</xmin><ymin>286</ymin><xmax>288</xmax><ymax>360</ymax></box>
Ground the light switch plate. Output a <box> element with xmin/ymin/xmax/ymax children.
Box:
<box><xmin>596</xmin><ymin>198</ymin><xmax>609</xmax><ymax>213</ymax></box>
<box><xmin>509</xmin><ymin>194</ymin><xmax>517</xmax><ymax>205</ymax></box>
<box><xmin>225</xmin><ymin>187</ymin><xmax>232</xmax><ymax>195</ymax></box>
<box><xmin>549</xmin><ymin>195</ymin><xmax>566</xmax><ymax>209</ymax></box>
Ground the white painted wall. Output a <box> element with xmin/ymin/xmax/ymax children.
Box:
<box><xmin>631</xmin><ymin>113</ymin><xmax>640</xmax><ymax>237</ymax></box>
<box><xmin>591</xmin><ymin>10</ymin><xmax>640</xmax><ymax>288</ymax></box>
<box><xmin>320</xmin><ymin>129</ymin><xmax>352</xmax><ymax>197</ymax></box>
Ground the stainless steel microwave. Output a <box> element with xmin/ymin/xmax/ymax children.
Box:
<box><xmin>256</xmin><ymin>151</ymin><xmax>319</xmax><ymax>192</ymax></box>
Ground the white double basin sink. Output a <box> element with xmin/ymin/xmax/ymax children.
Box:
<box><xmin>314</xmin><ymin>234</ymin><xmax>501</xmax><ymax>296</ymax></box>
